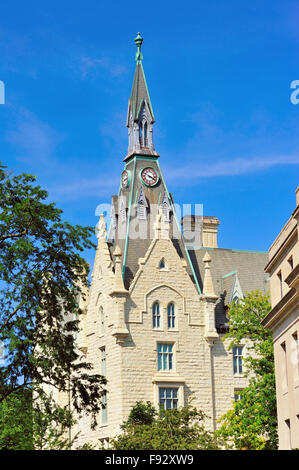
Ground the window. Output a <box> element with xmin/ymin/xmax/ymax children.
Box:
<box><xmin>292</xmin><ymin>332</ymin><xmax>299</xmax><ymax>376</ymax></box>
<box><xmin>100</xmin><ymin>307</ymin><xmax>104</xmax><ymax>335</ymax></box>
<box><xmin>137</xmin><ymin>201</ymin><xmax>146</xmax><ymax>220</ymax></box>
<box><xmin>159</xmin><ymin>258</ymin><xmax>165</xmax><ymax>269</ymax></box>
<box><xmin>157</xmin><ymin>343</ymin><xmax>173</xmax><ymax>371</ymax></box>
<box><xmin>101</xmin><ymin>391</ymin><xmax>107</xmax><ymax>424</ymax></box>
<box><xmin>234</xmin><ymin>390</ymin><xmax>243</xmax><ymax>402</ymax></box>
<box><xmin>152</xmin><ymin>302</ymin><xmax>160</xmax><ymax>329</ymax></box>
<box><xmin>144</xmin><ymin>122</ymin><xmax>148</xmax><ymax>146</ymax></box>
<box><xmin>277</xmin><ymin>271</ymin><xmax>283</xmax><ymax>299</ymax></box>
<box><xmin>101</xmin><ymin>347</ymin><xmax>106</xmax><ymax>376</ymax></box>
<box><xmin>281</xmin><ymin>341</ymin><xmax>288</xmax><ymax>389</ymax></box>
<box><xmin>139</xmin><ymin>124</ymin><xmax>142</xmax><ymax>146</ymax></box>
<box><xmin>167</xmin><ymin>303</ymin><xmax>175</xmax><ymax>329</ymax></box>
<box><xmin>233</xmin><ymin>346</ymin><xmax>243</xmax><ymax>375</ymax></box>
<box><xmin>137</xmin><ymin>188</ymin><xmax>148</xmax><ymax>220</ymax></box>
<box><xmin>159</xmin><ymin>387</ymin><xmax>178</xmax><ymax>410</ymax></box>
<box><xmin>120</xmin><ymin>200</ymin><xmax>126</xmax><ymax>224</ymax></box>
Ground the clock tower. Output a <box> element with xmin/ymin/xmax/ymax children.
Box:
<box><xmin>108</xmin><ymin>33</ymin><xmax>200</xmax><ymax>292</ymax></box>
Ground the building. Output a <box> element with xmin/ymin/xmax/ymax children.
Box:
<box><xmin>262</xmin><ymin>188</ymin><xmax>299</xmax><ymax>450</ymax></box>
<box><xmin>74</xmin><ymin>33</ymin><xmax>269</xmax><ymax>447</ymax></box>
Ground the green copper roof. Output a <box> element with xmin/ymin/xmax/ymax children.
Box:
<box><xmin>128</xmin><ymin>33</ymin><xmax>155</xmax><ymax>122</ymax></box>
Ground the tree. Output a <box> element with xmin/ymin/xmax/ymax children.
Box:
<box><xmin>0</xmin><ymin>388</ymin><xmax>33</xmax><ymax>450</ymax></box>
<box><xmin>217</xmin><ymin>290</ymin><xmax>278</xmax><ymax>450</ymax></box>
<box><xmin>111</xmin><ymin>401</ymin><xmax>222</xmax><ymax>450</ymax></box>
<box><xmin>0</xmin><ymin>163</ymin><xmax>105</xmax><ymax>426</ymax></box>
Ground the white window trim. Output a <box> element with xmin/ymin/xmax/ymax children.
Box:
<box><xmin>232</xmin><ymin>345</ymin><xmax>244</xmax><ymax>376</ymax></box>
<box><xmin>152</xmin><ymin>379</ymin><xmax>185</xmax><ymax>412</ymax></box>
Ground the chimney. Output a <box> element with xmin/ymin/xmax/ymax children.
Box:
<box><xmin>180</xmin><ymin>215</ymin><xmax>220</xmax><ymax>248</ymax></box>
<box><xmin>202</xmin><ymin>216</ymin><xmax>220</xmax><ymax>248</ymax></box>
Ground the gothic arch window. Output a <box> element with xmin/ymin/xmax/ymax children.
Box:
<box><xmin>137</xmin><ymin>188</ymin><xmax>148</xmax><ymax>220</ymax></box>
<box><xmin>120</xmin><ymin>201</ymin><xmax>126</xmax><ymax>224</ymax></box>
<box><xmin>152</xmin><ymin>302</ymin><xmax>160</xmax><ymax>329</ymax></box>
<box><xmin>100</xmin><ymin>306</ymin><xmax>105</xmax><ymax>335</ymax></box>
<box><xmin>161</xmin><ymin>192</ymin><xmax>171</xmax><ymax>223</ymax></box>
<box><xmin>167</xmin><ymin>303</ymin><xmax>175</xmax><ymax>329</ymax></box>
<box><xmin>144</xmin><ymin>121</ymin><xmax>148</xmax><ymax>146</ymax></box>
<box><xmin>138</xmin><ymin>200</ymin><xmax>146</xmax><ymax>220</ymax></box>
<box><xmin>139</xmin><ymin>124</ymin><xmax>143</xmax><ymax>146</ymax></box>
<box><xmin>159</xmin><ymin>258</ymin><xmax>166</xmax><ymax>270</ymax></box>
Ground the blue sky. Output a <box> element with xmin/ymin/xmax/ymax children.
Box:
<box><xmin>0</xmin><ymin>1</ymin><xmax>298</xmax><ymax>266</ymax></box>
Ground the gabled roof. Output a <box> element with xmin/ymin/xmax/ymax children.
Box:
<box><xmin>188</xmin><ymin>247</ymin><xmax>269</xmax><ymax>329</ymax></box>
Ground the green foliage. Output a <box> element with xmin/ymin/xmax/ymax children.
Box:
<box><xmin>0</xmin><ymin>163</ymin><xmax>105</xmax><ymax>424</ymax></box>
<box><xmin>111</xmin><ymin>402</ymin><xmax>222</xmax><ymax>450</ymax></box>
<box><xmin>32</xmin><ymin>389</ymin><xmax>78</xmax><ymax>450</ymax></box>
<box><xmin>0</xmin><ymin>389</ymin><xmax>33</xmax><ymax>450</ymax></box>
<box><xmin>217</xmin><ymin>290</ymin><xmax>278</xmax><ymax>450</ymax></box>
<box><xmin>0</xmin><ymin>387</ymin><xmax>81</xmax><ymax>450</ymax></box>
<box><xmin>123</xmin><ymin>401</ymin><xmax>157</xmax><ymax>427</ymax></box>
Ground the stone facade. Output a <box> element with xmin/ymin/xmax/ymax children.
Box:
<box><xmin>263</xmin><ymin>187</ymin><xmax>299</xmax><ymax>450</ymax></box>
<box><xmin>75</xmin><ymin>214</ymin><xmax>254</xmax><ymax>447</ymax></box>
<box><xmin>70</xmin><ymin>34</ymin><xmax>269</xmax><ymax>448</ymax></box>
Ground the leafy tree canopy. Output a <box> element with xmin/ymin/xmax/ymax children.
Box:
<box><xmin>217</xmin><ymin>290</ymin><xmax>278</xmax><ymax>450</ymax></box>
<box><xmin>111</xmin><ymin>401</ymin><xmax>222</xmax><ymax>450</ymax></box>
<box><xmin>0</xmin><ymin>163</ymin><xmax>105</xmax><ymax>424</ymax></box>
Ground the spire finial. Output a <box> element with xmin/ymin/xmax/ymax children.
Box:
<box><xmin>135</xmin><ymin>32</ymin><xmax>143</xmax><ymax>64</ymax></box>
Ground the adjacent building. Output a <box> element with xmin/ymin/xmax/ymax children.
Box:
<box><xmin>263</xmin><ymin>188</ymin><xmax>299</xmax><ymax>450</ymax></box>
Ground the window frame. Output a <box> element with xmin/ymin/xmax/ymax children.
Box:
<box><xmin>152</xmin><ymin>301</ymin><xmax>161</xmax><ymax>329</ymax></box>
<box><xmin>157</xmin><ymin>343</ymin><xmax>174</xmax><ymax>371</ymax></box>
<box><xmin>167</xmin><ymin>302</ymin><xmax>176</xmax><ymax>329</ymax></box>
<box><xmin>232</xmin><ymin>346</ymin><xmax>244</xmax><ymax>375</ymax></box>
<box><xmin>159</xmin><ymin>387</ymin><xmax>179</xmax><ymax>411</ymax></box>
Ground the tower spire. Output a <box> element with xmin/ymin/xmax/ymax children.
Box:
<box><xmin>125</xmin><ymin>33</ymin><xmax>158</xmax><ymax>160</ymax></box>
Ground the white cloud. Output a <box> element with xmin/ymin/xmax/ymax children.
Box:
<box><xmin>166</xmin><ymin>154</ymin><xmax>299</xmax><ymax>181</ymax></box>
<box><xmin>6</xmin><ymin>107</ymin><xmax>63</xmax><ymax>164</ymax></box>
<box><xmin>78</xmin><ymin>56</ymin><xmax>128</xmax><ymax>79</ymax></box>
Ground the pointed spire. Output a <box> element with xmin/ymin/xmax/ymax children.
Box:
<box><xmin>125</xmin><ymin>33</ymin><xmax>158</xmax><ymax>159</ymax></box>
<box><xmin>128</xmin><ymin>33</ymin><xmax>154</xmax><ymax>122</ymax></box>
<box><xmin>202</xmin><ymin>252</ymin><xmax>216</xmax><ymax>297</ymax></box>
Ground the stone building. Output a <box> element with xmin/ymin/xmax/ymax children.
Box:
<box><xmin>74</xmin><ymin>34</ymin><xmax>269</xmax><ymax>447</ymax></box>
<box><xmin>262</xmin><ymin>188</ymin><xmax>299</xmax><ymax>450</ymax></box>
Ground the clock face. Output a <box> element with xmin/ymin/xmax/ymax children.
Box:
<box><xmin>140</xmin><ymin>167</ymin><xmax>159</xmax><ymax>186</ymax></box>
<box><xmin>121</xmin><ymin>170</ymin><xmax>130</xmax><ymax>189</ymax></box>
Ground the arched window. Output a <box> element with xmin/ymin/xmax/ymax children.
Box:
<box><xmin>120</xmin><ymin>201</ymin><xmax>126</xmax><ymax>224</ymax></box>
<box><xmin>137</xmin><ymin>188</ymin><xmax>148</xmax><ymax>220</ymax></box>
<box><xmin>152</xmin><ymin>302</ymin><xmax>160</xmax><ymax>328</ymax></box>
<box><xmin>100</xmin><ymin>306</ymin><xmax>104</xmax><ymax>334</ymax></box>
<box><xmin>159</xmin><ymin>258</ymin><xmax>166</xmax><ymax>269</ymax></box>
<box><xmin>139</xmin><ymin>124</ymin><xmax>143</xmax><ymax>146</ymax></box>
<box><xmin>144</xmin><ymin>122</ymin><xmax>148</xmax><ymax>146</ymax></box>
<box><xmin>138</xmin><ymin>200</ymin><xmax>146</xmax><ymax>220</ymax></box>
<box><xmin>167</xmin><ymin>303</ymin><xmax>175</xmax><ymax>329</ymax></box>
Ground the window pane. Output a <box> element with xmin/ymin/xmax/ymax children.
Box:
<box><xmin>159</xmin><ymin>388</ymin><xmax>179</xmax><ymax>410</ymax></box>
